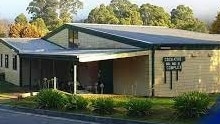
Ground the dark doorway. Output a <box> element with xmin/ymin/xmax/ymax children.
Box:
<box><xmin>99</xmin><ymin>60</ymin><xmax>113</xmax><ymax>94</ymax></box>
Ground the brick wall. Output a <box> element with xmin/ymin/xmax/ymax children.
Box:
<box><xmin>0</xmin><ymin>42</ymin><xmax>19</xmax><ymax>85</ymax></box>
<box><xmin>153</xmin><ymin>50</ymin><xmax>220</xmax><ymax>97</ymax></box>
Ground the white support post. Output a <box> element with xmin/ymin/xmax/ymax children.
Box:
<box><xmin>73</xmin><ymin>64</ymin><xmax>77</xmax><ymax>95</ymax></box>
<box><xmin>54</xmin><ymin>77</ymin><xmax>57</xmax><ymax>90</ymax></box>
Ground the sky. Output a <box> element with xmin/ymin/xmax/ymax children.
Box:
<box><xmin>0</xmin><ymin>0</ymin><xmax>219</xmax><ymax>24</ymax></box>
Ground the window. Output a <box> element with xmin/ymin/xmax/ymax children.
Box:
<box><xmin>68</xmin><ymin>29</ymin><xmax>79</xmax><ymax>48</ymax></box>
<box><xmin>5</xmin><ymin>54</ymin><xmax>8</xmax><ymax>68</ymax></box>
<box><xmin>12</xmin><ymin>55</ymin><xmax>17</xmax><ymax>70</ymax></box>
<box><xmin>0</xmin><ymin>54</ymin><xmax>2</xmax><ymax>67</ymax></box>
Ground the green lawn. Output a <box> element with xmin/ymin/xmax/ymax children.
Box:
<box><xmin>0</xmin><ymin>81</ymin><xmax>27</xmax><ymax>93</ymax></box>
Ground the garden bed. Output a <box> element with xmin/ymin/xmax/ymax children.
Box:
<box><xmin>2</xmin><ymin>90</ymin><xmax>218</xmax><ymax>124</ymax></box>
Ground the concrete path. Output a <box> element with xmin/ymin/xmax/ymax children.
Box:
<box><xmin>0</xmin><ymin>108</ymin><xmax>99</xmax><ymax>124</ymax></box>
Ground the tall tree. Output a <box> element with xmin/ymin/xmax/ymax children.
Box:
<box><xmin>8</xmin><ymin>23</ymin><xmax>24</xmax><ymax>38</ymax></box>
<box><xmin>59</xmin><ymin>0</ymin><xmax>83</xmax><ymax>23</ymax></box>
<box><xmin>171</xmin><ymin>5</ymin><xmax>207</xmax><ymax>32</ymax></box>
<box><xmin>109</xmin><ymin>0</ymin><xmax>142</xmax><ymax>25</ymax></box>
<box><xmin>210</xmin><ymin>12</ymin><xmax>220</xmax><ymax>34</ymax></box>
<box><xmin>27</xmin><ymin>0</ymin><xmax>83</xmax><ymax>30</ymax></box>
<box><xmin>31</xmin><ymin>18</ymin><xmax>49</xmax><ymax>37</ymax></box>
<box><xmin>87</xmin><ymin>4</ymin><xmax>119</xmax><ymax>24</ymax></box>
<box><xmin>14</xmin><ymin>13</ymin><xmax>28</xmax><ymax>25</ymax></box>
<box><xmin>140</xmin><ymin>3</ymin><xmax>171</xmax><ymax>26</ymax></box>
<box><xmin>20</xmin><ymin>24</ymin><xmax>40</xmax><ymax>38</ymax></box>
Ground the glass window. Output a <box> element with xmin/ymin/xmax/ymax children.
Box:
<box><xmin>0</xmin><ymin>54</ymin><xmax>2</xmax><ymax>67</ymax></box>
<box><xmin>5</xmin><ymin>54</ymin><xmax>8</xmax><ymax>68</ymax></box>
<box><xmin>12</xmin><ymin>55</ymin><xmax>17</xmax><ymax>70</ymax></box>
<box><xmin>68</xmin><ymin>29</ymin><xmax>79</xmax><ymax>48</ymax></box>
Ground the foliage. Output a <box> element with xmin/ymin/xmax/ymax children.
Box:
<box><xmin>20</xmin><ymin>24</ymin><xmax>40</xmax><ymax>38</ymax></box>
<box><xmin>9</xmin><ymin>23</ymin><xmax>24</xmax><ymax>38</ymax></box>
<box><xmin>9</xmin><ymin>23</ymin><xmax>41</xmax><ymax>38</ymax></box>
<box><xmin>173</xmin><ymin>91</ymin><xmax>211</xmax><ymax>118</ymax></box>
<box><xmin>9</xmin><ymin>14</ymin><xmax>48</xmax><ymax>38</ymax></box>
<box><xmin>15</xmin><ymin>13</ymin><xmax>28</xmax><ymax>25</ymax></box>
<box><xmin>66</xmin><ymin>95</ymin><xmax>88</xmax><ymax>110</ymax></box>
<box><xmin>0</xmin><ymin>19</ymin><xmax>9</xmax><ymax>37</ymax></box>
<box><xmin>210</xmin><ymin>12</ymin><xmax>220</xmax><ymax>34</ymax></box>
<box><xmin>91</xmin><ymin>97</ymin><xmax>115</xmax><ymax>115</ymax></box>
<box><xmin>27</xmin><ymin>0</ymin><xmax>83</xmax><ymax>30</ymax></box>
<box><xmin>140</xmin><ymin>3</ymin><xmax>171</xmax><ymax>26</ymax></box>
<box><xmin>35</xmin><ymin>89</ymin><xmax>68</xmax><ymax>110</ymax></box>
<box><xmin>31</xmin><ymin>18</ymin><xmax>49</xmax><ymax>37</ymax></box>
<box><xmin>110</xmin><ymin>0</ymin><xmax>142</xmax><ymax>25</ymax></box>
<box><xmin>87</xmin><ymin>4</ymin><xmax>119</xmax><ymax>24</ymax></box>
<box><xmin>124</xmin><ymin>98</ymin><xmax>152</xmax><ymax>116</ymax></box>
<box><xmin>171</xmin><ymin>5</ymin><xmax>207</xmax><ymax>32</ymax></box>
<box><xmin>87</xmin><ymin>1</ymin><xmax>208</xmax><ymax>33</ymax></box>
<box><xmin>59</xmin><ymin>0</ymin><xmax>83</xmax><ymax>24</ymax></box>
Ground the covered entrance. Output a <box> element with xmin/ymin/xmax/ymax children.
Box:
<box><xmin>20</xmin><ymin>49</ymin><xmax>150</xmax><ymax>96</ymax></box>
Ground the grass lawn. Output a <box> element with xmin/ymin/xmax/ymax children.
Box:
<box><xmin>0</xmin><ymin>81</ymin><xmax>28</xmax><ymax>103</ymax></box>
<box><xmin>0</xmin><ymin>81</ymin><xmax>27</xmax><ymax>93</ymax></box>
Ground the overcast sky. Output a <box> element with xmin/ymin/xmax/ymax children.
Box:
<box><xmin>0</xmin><ymin>0</ymin><xmax>219</xmax><ymax>23</ymax></box>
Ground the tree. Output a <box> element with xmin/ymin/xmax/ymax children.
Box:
<box><xmin>31</xmin><ymin>18</ymin><xmax>49</xmax><ymax>37</ymax></box>
<box><xmin>109</xmin><ymin>0</ymin><xmax>142</xmax><ymax>25</ymax></box>
<box><xmin>140</xmin><ymin>3</ymin><xmax>171</xmax><ymax>26</ymax></box>
<box><xmin>171</xmin><ymin>5</ymin><xmax>207</xmax><ymax>32</ymax></box>
<box><xmin>0</xmin><ymin>19</ymin><xmax>9</xmax><ymax>37</ymax></box>
<box><xmin>59</xmin><ymin>0</ymin><xmax>83</xmax><ymax>23</ymax></box>
<box><xmin>9</xmin><ymin>15</ymin><xmax>47</xmax><ymax>38</ymax></box>
<box><xmin>87</xmin><ymin>4</ymin><xmax>119</xmax><ymax>24</ymax></box>
<box><xmin>9</xmin><ymin>23</ymin><xmax>24</xmax><ymax>38</ymax></box>
<box><xmin>210</xmin><ymin>12</ymin><xmax>220</xmax><ymax>34</ymax></box>
<box><xmin>27</xmin><ymin>0</ymin><xmax>83</xmax><ymax>30</ymax></box>
<box><xmin>20</xmin><ymin>24</ymin><xmax>40</xmax><ymax>38</ymax></box>
<box><xmin>15</xmin><ymin>13</ymin><xmax>28</xmax><ymax>25</ymax></box>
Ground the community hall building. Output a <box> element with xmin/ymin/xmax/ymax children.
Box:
<box><xmin>0</xmin><ymin>23</ymin><xmax>220</xmax><ymax>97</ymax></box>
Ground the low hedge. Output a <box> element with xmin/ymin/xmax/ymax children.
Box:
<box><xmin>91</xmin><ymin>97</ymin><xmax>115</xmax><ymax>115</ymax></box>
<box><xmin>35</xmin><ymin>89</ymin><xmax>68</xmax><ymax>110</ymax></box>
<box><xmin>173</xmin><ymin>91</ymin><xmax>211</xmax><ymax>118</ymax></box>
<box><xmin>124</xmin><ymin>98</ymin><xmax>152</xmax><ymax>116</ymax></box>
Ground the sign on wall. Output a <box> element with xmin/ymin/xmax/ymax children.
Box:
<box><xmin>162</xmin><ymin>57</ymin><xmax>185</xmax><ymax>89</ymax></box>
<box><xmin>163</xmin><ymin>57</ymin><xmax>185</xmax><ymax>71</ymax></box>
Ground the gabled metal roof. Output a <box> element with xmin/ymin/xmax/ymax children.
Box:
<box><xmin>62</xmin><ymin>23</ymin><xmax>220</xmax><ymax>49</ymax></box>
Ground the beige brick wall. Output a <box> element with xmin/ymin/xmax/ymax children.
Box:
<box><xmin>47</xmin><ymin>29</ymin><xmax>69</xmax><ymax>48</ymax></box>
<box><xmin>153</xmin><ymin>50</ymin><xmax>220</xmax><ymax>97</ymax></box>
<box><xmin>113</xmin><ymin>56</ymin><xmax>150</xmax><ymax>96</ymax></box>
<box><xmin>0</xmin><ymin>42</ymin><xmax>20</xmax><ymax>86</ymax></box>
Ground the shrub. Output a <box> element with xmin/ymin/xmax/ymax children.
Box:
<box><xmin>173</xmin><ymin>91</ymin><xmax>211</xmax><ymax>118</ymax></box>
<box><xmin>124</xmin><ymin>98</ymin><xmax>152</xmax><ymax>116</ymax></box>
<box><xmin>35</xmin><ymin>89</ymin><xmax>68</xmax><ymax>110</ymax></box>
<box><xmin>91</xmin><ymin>97</ymin><xmax>115</xmax><ymax>115</ymax></box>
<box><xmin>66</xmin><ymin>95</ymin><xmax>88</xmax><ymax>110</ymax></box>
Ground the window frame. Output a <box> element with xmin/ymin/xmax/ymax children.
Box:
<box><xmin>0</xmin><ymin>54</ymin><xmax>2</xmax><ymax>67</ymax></box>
<box><xmin>5</xmin><ymin>54</ymin><xmax>8</xmax><ymax>68</ymax></box>
<box><xmin>68</xmin><ymin>29</ymin><xmax>79</xmax><ymax>48</ymax></box>
<box><xmin>12</xmin><ymin>55</ymin><xmax>17</xmax><ymax>70</ymax></box>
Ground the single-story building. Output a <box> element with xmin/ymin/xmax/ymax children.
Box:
<box><xmin>1</xmin><ymin>23</ymin><xmax>220</xmax><ymax>97</ymax></box>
